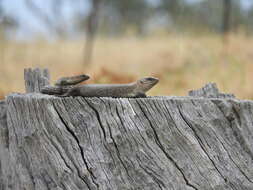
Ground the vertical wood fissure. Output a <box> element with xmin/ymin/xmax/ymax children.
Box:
<box><xmin>52</xmin><ymin>103</ymin><xmax>98</xmax><ymax>190</ymax></box>
<box><xmin>135</xmin><ymin>100</ymin><xmax>199</xmax><ymax>190</ymax></box>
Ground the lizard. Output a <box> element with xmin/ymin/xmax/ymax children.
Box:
<box><xmin>41</xmin><ymin>74</ymin><xmax>90</xmax><ymax>95</ymax></box>
<box><xmin>54</xmin><ymin>74</ymin><xmax>90</xmax><ymax>86</ymax></box>
<box><xmin>58</xmin><ymin>77</ymin><xmax>159</xmax><ymax>98</ymax></box>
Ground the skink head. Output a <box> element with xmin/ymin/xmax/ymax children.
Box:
<box><xmin>137</xmin><ymin>77</ymin><xmax>159</xmax><ymax>92</ymax></box>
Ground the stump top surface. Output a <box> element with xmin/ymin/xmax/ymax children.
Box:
<box><xmin>7</xmin><ymin>92</ymin><xmax>249</xmax><ymax>104</ymax></box>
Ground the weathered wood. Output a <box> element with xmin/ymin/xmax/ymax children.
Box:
<box><xmin>24</xmin><ymin>68</ymin><xmax>50</xmax><ymax>93</ymax></box>
<box><xmin>1</xmin><ymin>68</ymin><xmax>253</xmax><ymax>189</ymax></box>
<box><xmin>189</xmin><ymin>83</ymin><xmax>235</xmax><ymax>98</ymax></box>
<box><xmin>2</xmin><ymin>93</ymin><xmax>253</xmax><ymax>190</ymax></box>
<box><xmin>0</xmin><ymin>100</ymin><xmax>9</xmax><ymax>190</ymax></box>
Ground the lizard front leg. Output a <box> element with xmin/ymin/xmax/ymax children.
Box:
<box><xmin>133</xmin><ymin>92</ymin><xmax>147</xmax><ymax>98</ymax></box>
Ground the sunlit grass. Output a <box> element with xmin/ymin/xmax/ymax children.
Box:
<box><xmin>1</xmin><ymin>34</ymin><xmax>253</xmax><ymax>99</ymax></box>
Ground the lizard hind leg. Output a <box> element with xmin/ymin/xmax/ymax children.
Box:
<box><xmin>61</xmin><ymin>87</ymin><xmax>82</xmax><ymax>97</ymax></box>
<box><xmin>56</xmin><ymin>88</ymin><xmax>76</xmax><ymax>97</ymax></box>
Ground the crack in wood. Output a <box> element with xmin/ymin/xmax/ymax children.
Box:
<box><xmin>84</xmin><ymin>99</ymin><xmax>135</xmax><ymax>186</ymax></box>
<box><xmin>52</xmin><ymin>103</ymin><xmax>98</xmax><ymax>190</ymax></box>
<box><xmin>97</xmin><ymin>99</ymin><xmax>133</xmax><ymax>181</ymax></box>
<box><xmin>135</xmin><ymin>100</ymin><xmax>198</xmax><ymax>190</ymax></box>
<box><xmin>94</xmin><ymin>99</ymin><xmax>135</xmax><ymax>188</ymax></box>
<box><xmin>155</xmin><ymin>100</ymin><xmax>213</xmax><ymax>188</ymax></box>
<box><xmin>176</xmin><ymin>103</ymin><xmax>232</xmax><ymax>188</ymax></box>
<box><xmin>211</xmin><ymin>100</ymin><xmax>253</xmax><ymax>184</ymax></box>
<box><xmin>83</xmin><ymin>99</ymin><xmax>107</xmax><ymax>141</ymax></box>
<box><xmin>72</xmin><ymin>98</ymin><xmax>114</xmax><ymax>190</ymax></box>
<box><xmin>137</xmin><ymin>159</ymin><xmax>164</xmax><ymax>190</ymax></box>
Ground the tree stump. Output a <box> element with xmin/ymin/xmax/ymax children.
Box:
<box><xmin>24</xmin><ymin>68</ymin><xmax>50</xmax><ymax>93</ymax></box>
<box><xmin>1</xmin><ymin>69</ymin><xmax>253</xmax><ymax>190</ymax></box>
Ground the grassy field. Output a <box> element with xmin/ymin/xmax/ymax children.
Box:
<box><xmin>1</xmin><ymin>34</ymin><xmax>253</xmax><ymax>99</ymax></box>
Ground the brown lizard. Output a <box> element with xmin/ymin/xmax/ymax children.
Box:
<box><xmin>59</xmin><ymin>77</ymin><xmax>159</xmax><ymax>98</ymax></box>
<box><xmin>41</xmin><ymin>74</ymin><xmax>90</xmax><ymax>95</ymax></box>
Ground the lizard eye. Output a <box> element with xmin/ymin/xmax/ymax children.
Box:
<box><xmin>146</xmin><ymin>77</ymin><xmax>155</xmax><ymax>81</ymax></box>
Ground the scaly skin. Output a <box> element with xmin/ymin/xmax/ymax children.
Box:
<box><xmin>41</xmin><ymin>74</ymin><xmax>90</xmax><ymax>95</ymax></box>
<box><xmin>55</xmin><ymin>74</ymin><xmax>90</xmax><ymax>86</ymax></box>
<box><xmin>59</xmin><ymin>77</ymin><xmax>159</xmax><ymax>98</ymax></box>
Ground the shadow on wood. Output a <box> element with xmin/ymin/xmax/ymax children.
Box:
<box><xmin>1</xmin><ymin>68</ymin><xmax>253</xmax><ymax>190</ymax></box>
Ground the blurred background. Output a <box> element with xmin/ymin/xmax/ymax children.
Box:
<box><xmin>1</xmin><ymin>0</ymin><xmax>253</xmax><ymax>99</ymax></box>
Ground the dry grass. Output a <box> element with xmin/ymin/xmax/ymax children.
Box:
<box><xmin>1</xmin><ymin>34</ymin><xmax>253</xmax><ymax>99</ymax></box>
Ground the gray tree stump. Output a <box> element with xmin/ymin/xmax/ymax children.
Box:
<box><xmin>24</xmin><ymin>68</ymin><xmax>50</xmax><ymax>93</ymax></box>
<box><xmin>1</xmin><ymin>68</ymin><xmax>253</xmax><ymax>190</ymax></box>
<box><xmin>188</xmin><ymin>83</ymin><xmax>235</xmax><ymax>98</ymax></box>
